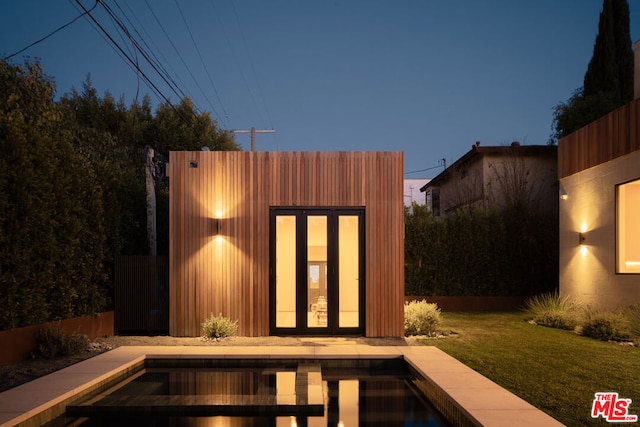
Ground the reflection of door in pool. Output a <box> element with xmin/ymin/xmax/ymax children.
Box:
<box><xmin>270</xmin><ymin>208</ymin><xmax>364</xmax><ymax>335</ymax></box>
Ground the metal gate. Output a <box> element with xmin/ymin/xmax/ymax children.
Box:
<box><xmin>114</xmin><ymin>255</ymin><xmax>168</xmax><ymax>334</ymax></box>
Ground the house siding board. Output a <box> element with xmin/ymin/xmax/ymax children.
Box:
<box><xmin>559</xmin><ymin>98</ymin><xmax>640</xmax><ymax>179</ymax></box>
<box><xmin>169</xmin><ymin>151</ymin><xmax>403</xmax><ymax>337</ymax></box>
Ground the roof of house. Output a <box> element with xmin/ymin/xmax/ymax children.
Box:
<box><xmin>420</xmin><ymin>142</ymin><xmax>557</xmax><ymax>192</ymax></box>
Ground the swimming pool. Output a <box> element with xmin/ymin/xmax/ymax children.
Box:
<box><xmin>63</xmin><ymin>359</ymin><xmax>451</xmax><ymax>426</ymax></box>
<box><xmin>0</xmin><ymin>345</ymin><xmax>562</xmax><ymax>426</ymax></box>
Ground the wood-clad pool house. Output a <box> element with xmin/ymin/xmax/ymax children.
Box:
<box><xmin>168</xmin><ymin>151</ymin><xmax>404</xmax><ymax>337</ymax></box>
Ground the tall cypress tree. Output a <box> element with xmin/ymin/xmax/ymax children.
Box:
<box><xmin>583</xmin><ymin>0</ymin><xmax>634</xmax><ymax>103</ymax></box>
<box><xmin>550</xmin><ymin>0</ymin><xmax>633</xmax><ymax>143</ymax></box>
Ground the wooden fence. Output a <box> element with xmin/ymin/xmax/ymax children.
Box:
<box><xmin>115</xmin><ymin>255</ymin><xmax>169</xmax><ymax>334</ymax></box>
<box><xmin>0</xmin><ymin>312</ymin><xmax>113</xmax><ymax>365</ymax></box>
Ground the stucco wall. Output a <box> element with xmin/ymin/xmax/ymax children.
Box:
<box><xmin>559</xmin><ymin>150</ymin><xmax>640</xmax><ymax>309</ymax></box>
<box><xmin>483</xmin><ymin>153</ymin><xmax>557</xmax><ymax>211</ymax></box>
<box><xmin>436</xmin><ymin>151</ymin><xmax>557</xmax><ymax>215</ymax></box>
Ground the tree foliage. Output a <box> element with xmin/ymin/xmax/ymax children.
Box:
<box><xmin>152</xmin><ymin>97</ymin><xmax>236</xmax><ymax>153</ymax></box>
<box><xmin>0</xmin><ymin>62</ymin><xmax>240</xmax><ymax>330</ymax></box>
<box><xmin>550</xmin><ymin>0</ymin><xmax>633</xmax><ymax>143</ymax></box>
<box><xmin>583</xmin><ymin>0</ymin><xmax>633</xmax><ymax>102</ymax></box>
<box><xmin>0</xmin><ymin>61</ymin><xmax>106</xmax><ymax>328</ymax></box>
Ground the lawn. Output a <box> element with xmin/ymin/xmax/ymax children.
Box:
<box><xmin>418</xmin><ymin>312</ymin><xmax>639</xmax><ymax>427</ymax></box>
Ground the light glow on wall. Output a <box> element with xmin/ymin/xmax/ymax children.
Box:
<box><xmin>559</xmin><ymin>174</ymin><xmax>607</xmax><ymax>303</ymax></box>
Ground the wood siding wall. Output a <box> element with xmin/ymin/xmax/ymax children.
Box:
<box><xmin>169</xmin><ymin>151</ymin><xmax>404</xmax><ymax>337</ymax></box>
<box><xmin>559</xmin><ymin>98</ymin><xmax>640</xmax><ymax>179</ymax></box>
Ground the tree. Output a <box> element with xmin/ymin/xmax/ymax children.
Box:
<box><xmin>0</xmin><ymin>60</ymin><xmax>242</xmax><ymax>329</ymax></box>
<box><xmin>0</xmin><ymin>60</ymin><xmax>107</xmax><ymax>329</ymax></box>
<box><xmin>583</xmin><ymin>0</ymin><xmax>634</xmax><ymax>103</ymax></box>
<box><xmin>151</xmin><ymin>97</ymin><xmax>238</xmax><ymax>153</ymax></box>
<box><xmin>550</xmin><ymin>0</ymin><xmax>633</xmax><ymax>143</ymax></box>
<box><xmin>60</xmin><ymin>83</ymin><xmax>150</xmax><ymax>258</ymax></box>
<box><xmin>485</xmin><ymin>148</ymin><xmax>557</xmax><ymax>213</ymax></box>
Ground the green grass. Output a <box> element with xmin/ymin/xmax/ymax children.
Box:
<box><xmin>418</xmin><ymin>312</ymin><xmax>640</xmax><ymax>427</ymax></box>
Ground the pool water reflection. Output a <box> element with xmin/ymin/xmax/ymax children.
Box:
<box><xmin>65</xmin><ymin>360</ymin><xmax>451</xmax><ymax>426</ymax></box>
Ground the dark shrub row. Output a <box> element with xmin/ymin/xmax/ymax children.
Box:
<box><xmin>405</xmin><ymin>204</ymin><xmax>558</xmax><ymax>296</ymax></box>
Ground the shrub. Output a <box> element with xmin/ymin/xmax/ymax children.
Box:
<box><xmin>620</xmin><ymin>303</ymin><xmax>640</xmax><ymax>339</ymax></box>
<box><xmin>36</xmin><ymin>325</ymin><xmax>89</xmax><ymax>359</ymax></box>
<box><xmin>524</xmin><ymin>292</ymin><xmax>579</xmax><ymax>330</ymax></box>
<box><xmin>581</xmin><ymin>309</ymin><xmax>631</xmax><ymax>342</ymax></box>
<box><xmin>202</xmin><ymin>313</ymin><xmax>238</xmax><ymax>339</ymax></box>
<box><xmin>404</xmin><ymin>300</ymin><xmax>441</xmax><ymax>336</ymax></box>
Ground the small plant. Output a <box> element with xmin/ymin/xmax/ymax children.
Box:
<box><xmin>620</xmin><ymin>303</ymin><xmax>640</xmax><ymax>339</ymax></box>
<box><xmin>524</xmin><ymin>292</ymin><xmax>579</xmax><ymax>330</ymax></box>
<box><xmin>36</xmin><ymin>325</ymin><xmax>89</xmax><ymax>359</ymax></box>
<box><xmin>202</xmin><ymin>313</ymin><xmax>238</xmax><ymax>339</ymax></box>
<box><xmin>404</xmin><ymin>300</ymin><xmax>441</xmax><ymax>337</ymax></box>
<box><xmin>581</xmin><ymin>309</ymin><xmax>631</xmax><ymax>342</ymax></box>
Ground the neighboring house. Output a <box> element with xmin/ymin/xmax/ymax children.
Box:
<box><xmin>420</xmin><ymin>142</ymin><xmax>558</xmax><ymax>217</ymax></box>
<box><xmin>168</xmin><ymin>151</ymin><xmax>404</xmax><ymax>337</ymax></box>
<box><xmin>404</xmin><ymin>178</ymin><xmax>429</xmax><ymax>207</ymax></box>
<box><xmin>558</xmin><ymin>97</ymin><xmax>640</xmax><ymax>309</ymax></box>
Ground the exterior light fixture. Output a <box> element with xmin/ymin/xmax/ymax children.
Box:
<box><xmin>579</xmin><ymin>232</ymin><xmax>586</xmax><ymax>245</ymax></box>
<box><xmin>211</xmin><ymin>218</ymin><xmax>221</xmax><ymax>235</ymax></box>
<box><xmin>189</xmin><ymin>161</ymin><xmax>198</xmax><ymax>168</ymax></box>
<box><xmin>560</xmin><ymin>194</ymin><xmax>568</xmax><ymax>200</ymax></box>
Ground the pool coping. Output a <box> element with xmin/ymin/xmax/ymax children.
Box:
<box><xmin>0</xmin><ymin>345</ymin><xmax>564</xmax><ymax>427</ymax></box>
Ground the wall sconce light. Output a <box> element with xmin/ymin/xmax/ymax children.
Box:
<box><xmin>211</xmin><ymin>218</ymin><xmax>221</xmax><ymax>235</ymax></box>
<box><xmin>578</xmin><ymin>232</ymin><xmax>586</xmax><ymax>245</ymax></box>
<box><xmin>560</xmin><ymin>194</ymin><xmax>568</xmax><ymax>200</ymax></box>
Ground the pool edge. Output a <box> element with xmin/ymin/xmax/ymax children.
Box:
<box><xmin>0</xmin><ymin>346</ymin><xmax>565</xmax><ymax>427</ymax></box>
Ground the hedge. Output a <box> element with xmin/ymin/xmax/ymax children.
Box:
<box><xmin>405</xmin><ymin>204</ymin><xmax>558</xmax><ymax>296</ymax></box>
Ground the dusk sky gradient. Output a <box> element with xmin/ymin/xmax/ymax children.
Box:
<box><xmin>2</xmin><ymin>1</ymin><xmax>639</xmax><ymax>177</ymax></box>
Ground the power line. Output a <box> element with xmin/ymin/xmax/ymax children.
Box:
<box><xmin>3</xmin><ymin>1</ymin><xmax>99</xmax><ymax>61</ymax></box>
<box><xmin>173</xmin><ymin>0</ymin><xmax>231</xmax><ymax>129</ymax></box>
<box><xmin>100</xmin><ymin>1</ymin><xmax>189</xmax><ymax>103</ymax></box>
<box><xmin>143</xmin><ymin>0</ymin><xmax>224</xmax><ymax>125</ymax></box>
<box><xmin>102</xmin><ymin>1</ymin><xmax>140</xmax><ymax>100</ymax></box>
<box><xmin>117</xmin><ymin>0</ymin><xmax>190</xmax><ymax>105</ymax></box>
<box><xmin>404</xmin><ymin>159</ymin><xmax>446</xmax><ymax>175</ymax></box>
<box><xmin>72</xmin><ymin>0</ymin><xmax>186</xmax><ymax>121</ymax></box>
<box><xmin>228</xmin><ymin>0</ymin><xmax>274</xmax><ymax>130</ymax></box>
<box><xmin>67</xmin><ymin>0</ymin><xmax>135</xmax><ymax>79</ymax></box>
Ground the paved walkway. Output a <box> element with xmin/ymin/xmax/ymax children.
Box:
<box><xmin>0</xmin><ymin>341</ymin><xmax>564</xmax><ymax>427</ymax></box>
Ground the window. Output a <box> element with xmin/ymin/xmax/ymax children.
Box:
<box><xmin>617</xmin><ymin>179</ymin><xmax>640</xmax><ymax>273</ymax></box>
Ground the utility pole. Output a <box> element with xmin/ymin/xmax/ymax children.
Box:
<box><xmin>231</xmin><ymin>127</ymin><xmax>275</xmax><ymax>151</ymax></box>
<box><xmin>144</xmin><ymin>145</ymin><xmax>157</xmax><ymax>257</ymax></box>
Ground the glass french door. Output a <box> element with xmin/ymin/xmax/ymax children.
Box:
<box><xmin>270</xmin><ymin>208</ymin><xmax>364</xmax><ymax>335</ymax></box>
